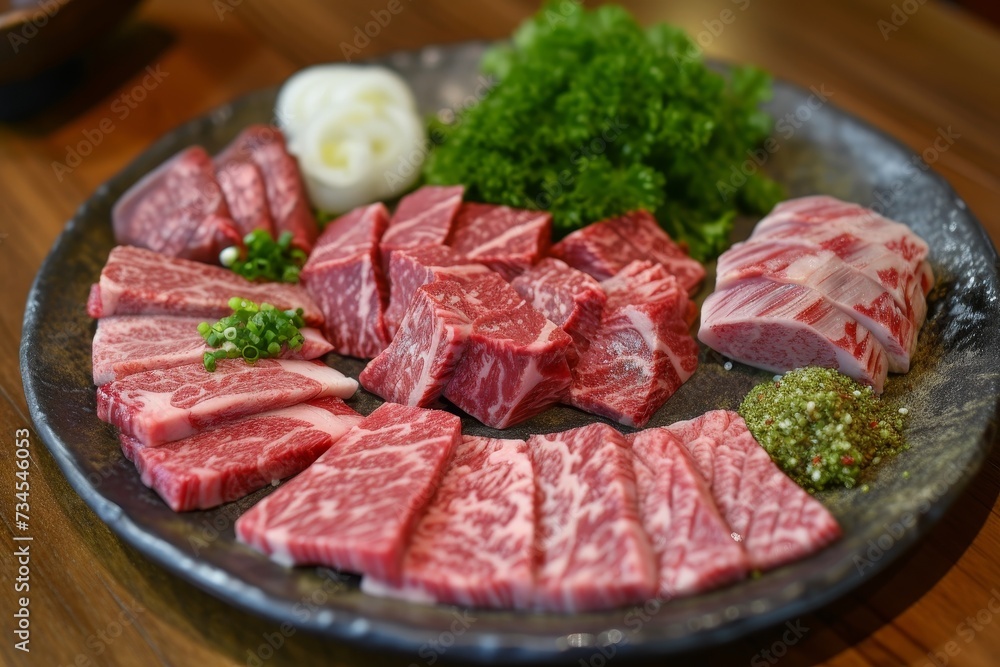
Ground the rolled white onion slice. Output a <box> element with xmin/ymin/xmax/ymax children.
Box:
<box><xmin>290</xmin><ymin>101</ymin><xmax>425</xmax><ymax>212</ymax></box>
<box><xmin>275</xmin><ymin>65</ymin><xmax>418</xmax><ymax>141</ymax></box>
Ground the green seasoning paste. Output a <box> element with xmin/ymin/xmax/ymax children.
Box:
<box><xmin>738</xmin><ymin>367</ymin><xmax>908</xmax><ymax>492</ymax></box>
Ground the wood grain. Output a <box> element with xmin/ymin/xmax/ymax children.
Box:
<box><xmin>1</xmin><ymin>0</ymin><xmax>998</xmax><ymax>665</ymax></box>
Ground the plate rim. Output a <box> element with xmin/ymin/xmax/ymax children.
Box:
<box><xmin>19</xmin><ymin>40</ymin><xmax>1000</xmax><ymax>662</ymax></box>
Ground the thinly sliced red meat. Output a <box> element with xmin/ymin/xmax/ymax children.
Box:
<box><xmin>235</xmin><ymin>403</ymin><xmax>461</xmax><ymax>580</ymax></box>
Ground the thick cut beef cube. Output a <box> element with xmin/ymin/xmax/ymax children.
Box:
<box><xmin>383</xmin><ymin>245</ymin><xmax>492</xmax><ymax>338</ymax></box>
<box><xmin>361</xmin><ymin>273</ymin><xmax>520</xmax><ymax>407</ymax></box>
<box><xmin>447</xmin><ymin>203</ymin><xmax>551</xmax><ymax>280</ymax></box>
<box><xmin>550</xmin><ymin>210</ymin><xmax>705</xmax><ymax>294</ymax></box>
<box><xmin>380</xmin><ymin>185</ymin><xmax>464</xmax><ymax>267</ymax></box>
<box><xmin>568</xmin><ymin>262</ymin><xmax>698</xmax><ymax>427</ymax></box>
<box><xmin>302</xmin><ymin>203</ymin><xmax>391</xmax><ymax>358</ymax></box>
<box><xmin>445</xmin><ymin>303</ymin><xmax>573</xmax><ymax>429</ymax></box>
<box><xmin>510</xmin><ymin>257</ymin><xmax>606</xmax><ymax>358</ymax></box>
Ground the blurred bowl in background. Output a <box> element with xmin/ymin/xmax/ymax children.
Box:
<box><xmin>0</xmin><ymin>0</ymin><xmax>144</xmax><ymax>85</ymax></box>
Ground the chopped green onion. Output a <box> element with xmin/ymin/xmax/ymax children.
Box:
<box><xmin>224</xmin><ymin>230</ymin><xmax>309</xmax><ymax>284</ymax></box>
<box><xmin>197</xmin><ymin>297</ymin><xmax>307</xmax><ymax>371</ymax></box>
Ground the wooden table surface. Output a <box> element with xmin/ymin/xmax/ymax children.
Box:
<box><xmin>2</xmin><ymin>0</ymin><xmax>999</xmax><ymax>665</ymax></box>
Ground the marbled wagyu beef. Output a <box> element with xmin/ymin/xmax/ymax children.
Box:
<box><xmin>120</xmin><ymin>397</ymin><xmax>361</xmax><ymax>511</ymax></box>
<box><xmin>447</xmin><ymin>203</ymin><xmax>551</xmax><ymax>281</ymax></box>
<box><xmin>550</xmin><ymin>210</ymin><xmax>705</xmax><ymax>295</ymax></box>
<box><xmin>97</xmin><ymin>359</ymin><xmax>357</xmax><ymax>447</ymax></box>
<box><xmin>301</xmin><ymin>203</ymin><xmax>390</xmax><ymax>358</ymax></box>
<box><xmin>235</xmin><ymin>403</ymin><xmax>461</xmax><ymax>580</ymax></box>
<box><xmin>216</xmin><ymin>125</ymin><xmax>318</xmax><ymax>252</ymax></box>
<box><xmin>568</xmin><ymin>261</ymin><xmax>698</xmax><ymax>427</ymax></box>
<box><xmin>701</xmin><ymin>196</ymin><xmax>932</xmax><ymax>385</ymax></box>
<box><xmin>91</xmin><ymin>315</ymin><xmax>332</xmax><ymax>385</ymax></box>
<box><xmin>87</xmin><ymin>246</ymin><xmax>323</xmax><ymax>326</ymax></box>
<box><xmin>112</xmin><ymin>146</ymin><xmax>242</xmax><ymax>263</ymax></box>
<box><xmin>379</xmin><ymin>185</ymin><xmax>464</xmax><ymax>267</ymax></box>
<box><xmin>361</xmin><ymin>436</ymin><xmax>535</xmax><ymax>609</ymax></box>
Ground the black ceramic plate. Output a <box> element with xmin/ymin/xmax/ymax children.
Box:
<box><xmin>20</xmin><ymin>42</ymin><xmax>1000</xmax><ymax>663</ymax></box>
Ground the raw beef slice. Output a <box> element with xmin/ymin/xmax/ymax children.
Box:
<box><xmin>699</xmin><ymin>278</ymin><xmax>888</xmax><ymax>393</ymax></box>
<box><xmin>444</xmin><ymin>302</ymin><xmax>573</xmax><ymax>429</ymax></box>
<box><xmin>215</xmin><ymin>159</ymin><xmax>275</xmax><ymax>237</ymax></box>
<box><xmin>383</xmin><ymin>245</ymin><xmax>492</xmax><ymax>338</ymax></box>
<box><xmin>447</xmin><ymin>203</ymin><xmax>551</xmax><ymax>281</ymax></box>
<box><xmin>569</xmin><ymin>263</ymin><xmax>698</xmax><ymax>427</ymax></box>
<box><xmin>217</xmin><ymin>125</ymin><xmax>318</xmax><ymax>252</ymax></box>
<box><xmin>716</xmin><ymin>240</ymin><xmax>918</xmax><ymax>372</ymax></box>
<box><xmin>752</xmin><ymin>195</ymin><xmax>933</xmax><ymax>296</ymax></box>
<box><xmin>510</xmin><ymin>257</ymin><xmax>606</xmax><ymax>357</ymax></box>
<box><xmin>87</xmin><ymin>246</ymin><xmax>324</xmax><ymax>327</ymax></box>
<box><xmin>301</xmin><ymin>203</ymin><xmax>391</xmax><ymax>358</ymax></box>
<box><xmin>92</xmin><ymin>315</ymin><xmax>332</xmax><ymax>385</ymax></box>
<box><xmin>112</xmin><ymin>145</ymin><xmax>242</xmax><ymax>264</ymax></box>
<box><xmin>361</xmin><ymin>436</ymin><xmax>535</xmax><ymax>609</ymax></box>
<box><xmin>97</xmin><ymin>359</ymin><xmax>357</xmax><ymax>447</ymax></box>
<box><xmin>235</xmin><ymin>403</ymin><xmax>461</xmax><ymax>580</ymax></box>
<box><xmin>629</xmin><ymin>428</ymin><xmax>748</xmax><ymax>598</ymax></box>
<box><xmin>528</xmin><ymin>424</ymin><xmax>657</xmax><ymax>612</ymax></box>
<box><xmin>666</xmin><ymin>410</ymin><xmax>842</xmax><ymax>571</ymax></box>
<box><xmin>379</xmin><ymin>185</ymin><xmax>464</xmax><ymax>267</ymax></box>
<box><xmin>120</xmin><ymin>397</ymin><xmax>362</xmax><ymax>511</ymax></box>
<box><xmin>550</xmin><ymin>210</ymin><xmax>705</xmax><ymax>294</ymax></box>
<box><xmin>361</xmin><ymin>273</ymin><xmax>521</xmax><ymax>407</ymax></box>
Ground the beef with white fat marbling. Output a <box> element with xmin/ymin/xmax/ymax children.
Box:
<box><xmin>235</xmin><ymin>403</ymin><xmax>461</xmax><ymax>580</ymax></box>
<box><xmin>120</xmin><ymin>397</ymin><xmax>361</xmax><ymax>511</ymax></box>
<box><xmin>97</xmin><ymin>359</ymin><xmax>357</xmax><ymax>447</ymax></box>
